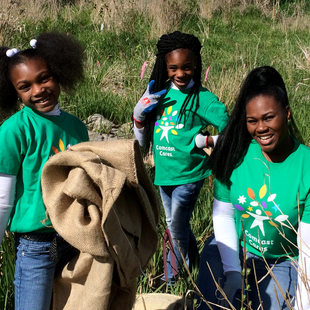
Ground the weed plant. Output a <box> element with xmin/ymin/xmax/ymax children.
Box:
<box><xmin>0</xmin><ymin>0</ymin><xmax>310</xmax><ymax>309</ymax></box>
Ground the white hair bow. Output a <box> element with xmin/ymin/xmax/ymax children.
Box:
<box><xmin>6</xmin><ymin>48</ymin><xmax>19</xmax><ymax>57</ymax></box>
<box><xmin>30</xmin><ymin>39</ymin><xmax>37</xmax><ymax>48</ymax></box>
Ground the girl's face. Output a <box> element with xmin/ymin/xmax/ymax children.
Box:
<box><xmin>9</xmin><ymin>57</ymin><xmax>60</xmax><ymax>113</ymax></box>
<box><xmin>246</xmin><ymin>94</ymin><xmax>292</xmax><ymax>162</ymax></box>
<box><xmin>165</xmin><ymin>48</ymin><xmax>196</xmax><ymax>89</ymax></box>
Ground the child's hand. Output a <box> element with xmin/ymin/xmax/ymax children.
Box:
<box><xmin>133</xmin><ymin>80</ymin><xmax>167</xmax><ymax>123</ymax></box>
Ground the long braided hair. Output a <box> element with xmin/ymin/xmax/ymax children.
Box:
<box><xmin>151</xmin><ymin>31</ymin><xmax>202</xmax><ymax>118</ymax></box>
<box><xmin>143</xmin><ymin>31</ymin><xmax>203</xmax><ymax>149</ymax></box>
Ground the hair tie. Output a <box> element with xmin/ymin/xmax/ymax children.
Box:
<box><xmin>6</xmin><ymin>48</ymin><xmax>19</xmax><ymax>57</ymax></box>
<box><xmin>30</xmin><ymin>39</ymin><xmax>37</xmax><ymax>48</ymax></box>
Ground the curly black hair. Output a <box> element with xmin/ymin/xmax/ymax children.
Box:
<box><xmin>208</xmin><ymin>65</ymin><xmax>303</xmax><ymax>187</ymax></box>
<box><xmin>0</xmin><ymin>31</ymin><xmax>85</xmax><ymax>112</ymax></box>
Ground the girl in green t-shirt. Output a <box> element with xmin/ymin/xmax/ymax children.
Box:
<box><xmin>0</xmin><ymin>32</ymin><xmax>88</xmax><ymax>310</ymax></box>
<box><xmin>197</xmin><ymin>66</ymin><xmax>310</xmax><ymax>309</ymax></box>
<box><xmin>133</xmin><ymin>31</ymin><xmax>228</xmax><ymax>283</ymax></box>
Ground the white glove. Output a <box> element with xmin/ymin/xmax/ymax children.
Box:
<box><xmin>195</xmin><ymin>133</ymin><xmax>219</xmax><ymax>149</ymax></box>
<box><xmin>133</xmin><ymin>80</ymin><xmax>167</xmax><ymax>122</ymax></box>
<box><xmin>195</xmin><ymin>133</ymin><xmax>208</xmax><ymax>148</ymax></box>
<box><xmin>133</xmin><ymin>122</ymin><xmax>146</xmax><ymax>147</ymax></box>
<box><xmin>219</xmin><ymin>271</ymin><xmax>242</xmax><ymax>308</ymax></box>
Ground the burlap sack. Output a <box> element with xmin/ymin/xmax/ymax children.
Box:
<box><xmin>132</xmin><ymin>293</ymin><xmax>184</xmax><ymax>310</ymax></box>
<box><xmin>41</xmin><ymin>139</ymin><xmax>160</xmax><ymax>310</ymax></box>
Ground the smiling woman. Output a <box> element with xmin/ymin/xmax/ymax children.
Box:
<box><xmin>245</xmin><ymin>94</ymin><xmax>293</xmax><ymax>162</ymax></box>
<box><xmin>197</xmin><ymin>66</ymin><xmax>310</xmax><ymax>310</ymax></box>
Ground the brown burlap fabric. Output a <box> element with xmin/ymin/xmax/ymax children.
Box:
<box><xmin>41</xmin><ymin>139</ymin><xmax>160</xmax><ymax>310</ymax></box>
<box><xmin>133</xmin><ymin>293</ymin><xmax>184</xmax><ymax>310</ymax></box>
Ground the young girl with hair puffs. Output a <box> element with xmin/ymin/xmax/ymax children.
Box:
<box><xmin>133</xmin><ymin>31</ymin><xmax>228</xmax><ymax>283</ymax></box>
<box><xmin>0</xmin><ymin>31</ymin><xmax>89</xmax><ymax>310</ymax></box>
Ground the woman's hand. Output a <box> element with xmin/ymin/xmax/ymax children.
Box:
<box><xmin>219</xmin><ymin>271</ymin><xmax>242</xmax><ymax>308</ymax></box>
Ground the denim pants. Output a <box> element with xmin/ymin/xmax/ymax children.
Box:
<box><xmin>160</xmin><ymin>179</ymin><xmax>204</xmax><ymax>281</ymax></box>
<box><xmin>196</xmin><ymin>236</ymin><xmax>297</xmax><ymax>310</ymax></box>
<box><xmin>14</xmin><ymin>235</ymin><xmax>56</xmax><ymax>310</ymax></box>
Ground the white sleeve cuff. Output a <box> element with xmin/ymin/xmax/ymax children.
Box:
<box><xmin>133</xmin><ymin>122</ymin><xmax>146</xmax><ymax>147</ymax></box>
<box><xmin>211</xmin><ymin>135</ymin><xmax>219</xmax><ymax>147</ymax></box>
<box><xmin>213</xmin><ymin>198</ymin><xmax>241</xmax><ymax>273</ymax></box>
<box><xmin>0</xmin><ymin>173</ymin><xmax>16</xmax><ymax>205</ymax></box>
<box><xmin>0</xmin><ymin>173</ymin><xmax>16</xmax><ymax>244</ymax></box>
<box><xmin>295</xmin><ymin>222</ymin><xmax>310</xmax><ymax>310</ymax></box>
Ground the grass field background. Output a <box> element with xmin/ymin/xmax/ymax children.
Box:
<box><xmin>0</xmin><ymin>0</ymin><xmax>310</xmax><ymax>308</ymax></box>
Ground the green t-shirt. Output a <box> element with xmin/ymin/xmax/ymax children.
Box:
<box><xmin>0</xmin><ymin>106</ymin><xmax>89</xmax><ymax>233</ymax></box>
<box><xmin>153</xmin><ymin>86</ymin><xmax>228</xmax><ymax>186</ymax></box>
<box><xmin>214</xmin><ymin>140</ymin><xmax>310</xmax><ymax>259</ymax></box>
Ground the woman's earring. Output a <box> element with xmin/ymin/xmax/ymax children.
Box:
<box><xmin>17</xmin><ymin>97</ymin><xmax>23</xmax><ymax>105</ymax></box>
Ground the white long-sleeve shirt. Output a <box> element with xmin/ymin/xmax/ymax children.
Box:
<box><xmin>213</xmin><ymin>198</ymin><xmax>310</xmax><ymax>309</ymax></box>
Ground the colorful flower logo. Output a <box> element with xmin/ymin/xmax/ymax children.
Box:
<box><xmin>155</xmin><ymin>106</ymin><xmax>184</xmax><ymax>143</ymax></box>
<box><xmin>235</xmin><ymin>184</ymin><xmax>289</xmax><ymax>236</ymax></box>
<box><xmin>52</xmin><ymin>139</ymin><xmax>69</xmax><ymax>154</ymax></box>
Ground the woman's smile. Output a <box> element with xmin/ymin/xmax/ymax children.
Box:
<box><xmin>246</xmin><ymin>94</ymin><xmax>293</xmax><ymax>162</ymax></box>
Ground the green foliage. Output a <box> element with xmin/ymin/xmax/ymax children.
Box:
<box><xmin>0</xmin><ymin>234</ymin><xmax>15</xmax><ymax>310</ymax></box>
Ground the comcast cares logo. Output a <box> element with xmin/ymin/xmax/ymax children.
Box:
<box><xmin>235</xmin><ymin>184</ymin><xmax>290</xmax><ymax>236</ymax></box>
<box><xmin>155</xmin><ymin>106</ymin><xmax>184</xmax><ymax>143</ymax></box>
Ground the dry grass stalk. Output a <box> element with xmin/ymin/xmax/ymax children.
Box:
<box><xmin>199</xmin><ymin>0</ymin><xmax>279</xmax><ymax>21</ymax></box>
<box><xmin>146</xmin><ymin>0</ymin><xmax>188</xmax><ymax>38</ymax></box>
<box><xmin>295</xmin><ymin>42</ymin><xmax>310</xmax><ymax>72</ymax></box>
<box><xmin>206</xmin><ymin>66</ymin><xmax>246</xmax><ymax>110</ymax></box>
<box><xmin>277</xmin><ymin>0</ymin><xmax>310</xmax><ymax>32</ymax></box>
<box><xmin>178</xmin><ymin>245</ymin><xmax>212</xmax><ymax>309</ymax></box>
<box><xmin>0</xmin><ymin>1</ymin><xmax>24</xmax><ymax>45</ymax></box>
<box><xmin>1</xmin><ymin>0</ymin><xmax>309</xmax><ymax>47</ymax></box>
<box><xmin>89</xmin><ymin>0</ymin><xmax>189</xmax><ymax>38</ymax></box>
<box><xmin>99</xmin><ymin>62</ymin><xmax>127</xmax><ymax>96</ymax></box>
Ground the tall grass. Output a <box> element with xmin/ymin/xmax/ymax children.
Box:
<box><xmin>0</xmin><ymin>0</ymin><xmax>310</xmax><ymax>308</ymax></box>
<box><xmin>0</xmin><ymin>233</ymin><xmax>14</xmax><ymax>310</ymax></box>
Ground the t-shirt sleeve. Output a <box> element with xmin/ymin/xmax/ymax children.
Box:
<box><xmin>199</xmin><ymin>92</ymin><xmax>228</xmax><ymax>132</ymax></box>
<box><xmin>70</xmin><ymin>116</ymin><xmax>89</xmax><ymax>142</ymax></box>
<box><xmin>214</xmin><ymin>177</ymin><xmax>231</xmax><ymax>203</ymax></box>
<box><xmin>82</xmin><ymin>124</ymin><xmax>89</xmax><ymax>142</ymax></box>
<box><xmin>0</xmin><ymin>121</ymin><xmax>25</xmax><ymax>176</ymax></box>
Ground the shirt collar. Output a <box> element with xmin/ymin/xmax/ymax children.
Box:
<box><xmin>170</xmin><ymin>79</ymin><xmax>194</xmax><ymax>90</ymax></box>
<box><xmin>43</xmin><ymin>103</ymin><xmax>61</xmax><ymax>116</ymax></box>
